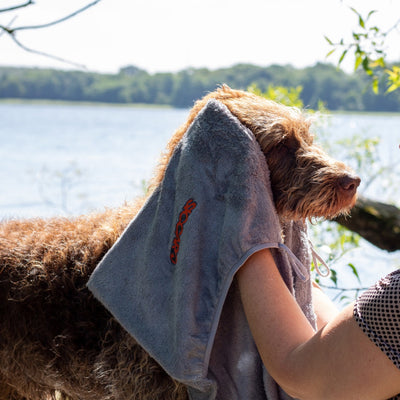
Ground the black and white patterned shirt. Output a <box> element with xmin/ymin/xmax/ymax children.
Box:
<box><xmin>354</xmin><ymin>269</ymin><xmax>400</xmax><ymax>400</ymax></box>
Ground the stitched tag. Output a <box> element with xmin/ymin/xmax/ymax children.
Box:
<box><xmin>170</xmin><ymin>199</ymin><xmax>197</xmax><ymax>264</ymax></box>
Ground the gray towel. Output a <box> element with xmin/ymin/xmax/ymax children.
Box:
<box><xmin>88</xmin><ymin>99</ymin><xmax>316</xmax><ymax>400</ymax></box>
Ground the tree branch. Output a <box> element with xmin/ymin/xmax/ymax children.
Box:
<box><xmin>319</xmin><ymin>284</ymin><xmax>369</xmax><ymax>292</ymax></box>
<box><xmin>8</xmin><ymin>33</ymin><xmax>87</xmax><ymax>69</ymax></box>
<box><xmin>5</xmin><ymin>0</ymin><xmax>102</xmax><ymax>33</ymax></box>
<box><xmin>0</xmin><ymin>0</ymin><xmax>34</xmax><ymax>14</ymax></box>
<box><xmin>334</xmin><ymin>196</ymin><xmax>400</xmax><ymax>252</ymax></box>
<box><xmin>385</xmin><ymin>17</ymin><xmax>400</xmax><ymax>35</ymax></box>
<box><xmin>0</xmin><ymin>16</ymin><xmax>17</xmax><ymax>38</ymax></box>
<box><xmin>0</xmin><ymin>0</ymin><xmax>102</xmax><ymax>68</ymax></box>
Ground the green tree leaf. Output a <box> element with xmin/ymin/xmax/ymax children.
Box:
<box><xmin>338</xmin><ymin>49</ymin><xmax>348</xmax><ymax>65</ymax></box>
<box><xmin>347</xmin><ymin>263</ymin><xmax>361</xmax><ymax>284</ymax></box>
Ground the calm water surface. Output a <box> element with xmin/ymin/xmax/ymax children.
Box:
<box><xmin>1</xmin><ymin>102</ymin><xmax>399</xmax><ymax>300</ymax></box>
<box><xmin>0</xmin><ymin>103</ymin><xmax>188</xmax><ymax>217</ymax></box>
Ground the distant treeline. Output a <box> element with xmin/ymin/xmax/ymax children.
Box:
<box><xmin>1</xmin><ymin>63</ymin><xmax>400</xmax><ymax>111</ymax></box>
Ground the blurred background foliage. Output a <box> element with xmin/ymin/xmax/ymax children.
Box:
<box><xmin>1</xmin><ymin>61</ymin><xmax>400</xmax><ymax>111</ymax></box>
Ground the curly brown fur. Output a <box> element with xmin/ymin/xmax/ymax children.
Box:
<box><xmin>0</xmin><ymin>86</ymin><xmax>359</xmax><ymax>400</ymax></box>
<box><xmin>0</xmin><ymin>202</ymin><xmax>188</xmax><ymax>400</ymax></box>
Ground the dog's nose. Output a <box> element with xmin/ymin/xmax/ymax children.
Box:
<box><xmin>338</xmin><ymin>175</ymin><xmax>361</xmax><ymax>193</ymax></box>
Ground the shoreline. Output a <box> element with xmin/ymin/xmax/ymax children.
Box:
<box><xmin>1</xmin><ymin>98</ymin><xmax>400</xmax><ymax>115</ymax></box>
<box><xmin>0</xmin><ymin>98</ymin><xmax>174</xmax><ymax>109</ymax></box>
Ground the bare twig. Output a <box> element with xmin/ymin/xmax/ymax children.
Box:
<box><xmin>0</xmin><ymin>0</ymin><xmax>34</xmax><ymax>14</ymax></box>
<box><xmin>5</xmin><ymin>0</ymin><xmax>102</xmax><ymax>33</ymax></box>
<box><xmin>0</xmin><ymin>0</ymin><xmax>102</xmax><ymax>68</ymax></box>
<box><xmin>385</xmin><ymin>17</ymin><xmax>400</xmax><ymax>35</ymax></box>
<box><xmin>8</xmin><ymin>33</ymin><xmax>87</xmax><ymax>69</ymax></box>
<box><xmin>0</xmin><ymin>16</ymin><xmax>17</xmax><ymax>38</ymax></box>
<box><xmin>319</xmin><ymin>284</ymin><xmax>369</xmax><ymax>292</ymax></box>
<box><xmin>0</xmin><ymin>24</ymin><xmax>14</xmax><ymax>34</ymax></box>
<box><xmin>318</xmin><ymin>283</ymin><xmax>369</xmax><ymax>304</ymax></box>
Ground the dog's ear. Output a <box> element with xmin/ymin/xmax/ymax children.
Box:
<box><xmin>259</xmin><ymin>123</ymin><xmax>300</xmax><ymax>154</ymax></box>
<box><xmin>281</xmin><ymin>125</ymin><xmax>313</xmax><ymax>152</ymax></box>
<box><xmin>257</xmin><ymin>123</ymin><xmax>284</xmax><ymax>153</ymax></box>
<box><xmin>282</xmin><ymin>131</ymin><xmax>300</xmax><ymax>152</ymax></box>
<box><xmin>262</xmin><ymin>135</ymin><xmax>297</xmax><ymax>171</ymax></box>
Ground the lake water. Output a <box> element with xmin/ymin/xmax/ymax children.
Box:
<box><xmin>1</xmin><ymin>101</ymin><xmax>399</xmax><ymax>301</ymax></box>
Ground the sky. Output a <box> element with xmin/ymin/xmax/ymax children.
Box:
<box><xmin>0</xmin><ymin>0</ymin><xmax>400</xmax><ymax>74</ymax></box>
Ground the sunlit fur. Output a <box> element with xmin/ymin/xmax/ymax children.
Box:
<box><xmin>0</xmin><ymin>86</ymin><xmax>359</xmax><ymax>400</ymax></box>
<box><xmin>151</xmin><ymin>85</ymin><xmax>359</xmax><ymax>221</ymax></box>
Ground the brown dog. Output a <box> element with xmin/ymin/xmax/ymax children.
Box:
<box><xmin>0</xmin><ymin>86</ymin><xmax>360</xmax><ymax>400</ymax></box>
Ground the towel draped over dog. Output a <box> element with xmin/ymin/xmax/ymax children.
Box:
<box><xmin>88</xmin><ymin>100</ymin><xmax>316</xmax><ymax>400</ymax></box>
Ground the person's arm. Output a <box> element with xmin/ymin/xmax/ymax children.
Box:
<box><xmin>237</xmin><ymin>249</ymin><xmax>400</xmax><ymax>400</ymax></box>
<box><xmin>311</xmin><ymin>280</ymin><xmax>339</xmax><ymax>330</ymax></box>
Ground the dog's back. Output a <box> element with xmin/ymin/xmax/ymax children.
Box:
<box><xmin>0</xmin><ymin>205</ymin><xmax>188</xmax><ymax>400</ymax></box>
<box><xmin>0</xmin><ymin>210</ymin><xmax>121</xmax><ymax>399</ymax></box>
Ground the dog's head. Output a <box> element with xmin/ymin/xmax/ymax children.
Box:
<box><xmin>205</xmin><ymin>86</ymin><xmax>361</xmax><ymax>221</ymax></box>
<box><xmin>262</xmin><ymin>129</ymin><xmax>360</xmax><ymax>221</ymax></box>
<box><xmin>155</xmin><ymin>86</ymin><xmax>360</xmax><ymax>221</ymax></box>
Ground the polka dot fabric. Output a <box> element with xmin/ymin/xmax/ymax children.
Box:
<box><xmin>354</xmin><ymin>269</ymin><xmax>400</xmax><ymax>400</ymax></box>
